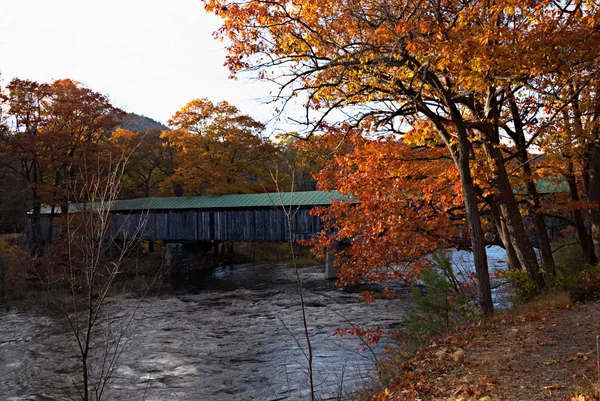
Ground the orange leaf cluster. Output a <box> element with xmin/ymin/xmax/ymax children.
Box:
<box><xmin>300</xmin><ymin>130</ymin><xmax>463</xmax><ymax>290</ymax></box>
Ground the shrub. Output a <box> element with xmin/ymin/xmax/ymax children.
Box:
<box><xmin>550</xmin><ymin>241</ymin><xmax>600</xmax><ymax>301</ymax></box>
<box><xmin>401</xmin><ymin>251</ymin><xmax>471</xmax><ymax>343</ymax></box>
<box><xmin>553</xmin><ymin>241</ymin><xmax>588</xmax><ymax>287</ymax></box>
<box><xmin>497</xmin><ymin>268</ymin><xmax>537</xmax><ymax>302</ymax></box>
<box><xmin>0</xmin><ymin>237</ymin><xmax>29</xmax><ymax>302</ymax></box>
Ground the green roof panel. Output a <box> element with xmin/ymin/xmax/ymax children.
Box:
<box><xmin>107</xmin><ymin>191</ymin><xmax>349</xmax><ymax>212</ymax></box>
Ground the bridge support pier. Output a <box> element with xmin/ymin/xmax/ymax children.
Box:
<box><xmin>163</xmin><ymin>242</ymin><xmax>215</xmax><ymax>271</ymax></box>
<box><xmin>325</xmin><ymin>246</ymin><xmax>338</xmax><ymax>280</ymax></box>
<box><xmin>163</xmin><ymin>243</ymin><xmax>182</xmax><ymax>267</ymax></box>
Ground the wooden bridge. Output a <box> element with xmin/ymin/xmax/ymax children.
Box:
<box><xmin>40</xmin><ymin>191</ymin><xmax>346</xmax><ymax>243</ymax></box>
<box><xmin>109</xmin><ymin>191</ymin><xmax>345</xmax><ymax>243</ymax></box>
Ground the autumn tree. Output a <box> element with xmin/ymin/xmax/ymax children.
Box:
<box><xmin>268</xmin><ymin>133</ymin><xmax>320</xmax><ymax>192</ymax></box>
<box><xmin>0</xmin><ymin>79</ymin><xmax>51</xmax><ymax>248</ymax></box>
<box><xmin>204</xmin><ymin>0</ymin><xmax>600</xmax><ymax>314</ymax></box>
<box><xmin>42</xmin><ymin>79</ymin><xmax>124</xmax><ymax>209</ymax></box>
<box><xmin>163</xmin><ymin>98</ymin><xmax>279</xmax><ymax>195</ymax></box>
<box><xmin>0</xmin><ymin>78</ymin><xmax>123</xmax><ymax>247</ymax></box>
<box><xmin>537</xmin><ymin>78</ymin><xmax>600</xmax><ymax>266</ymax></box>
<box><xmin>110</xmin><ymin>128</ymin><xmax>172</xmax><ymax>198</ymax></box>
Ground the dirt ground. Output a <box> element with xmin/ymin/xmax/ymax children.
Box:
<box><xmin>381</xmin><ymin>295</ymin><xmax>600</xmax><ymax>400</ymax></box>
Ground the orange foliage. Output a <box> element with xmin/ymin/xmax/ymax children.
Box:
<box><xmin>109</xmin><ymin>128</ymin><xmax>173</xmax><ymax>198</ymax></box>
<box><xmin>301</xmin><ymin>130</ymin><xmax>462</xmax><ymax>288</ymax></box>
<box><xmin>161</xmin><ymin>98</ymin><xmax>279</xmax><ymax>195</ymax></box>
<box><xmin>0</xmin><ymin>78</ymin><xmax>123</xmax><ymax>206</ymax></box>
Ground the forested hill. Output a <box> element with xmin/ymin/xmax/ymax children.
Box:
<box><xmin>118</xmin><ymin>113</ymin><xmax>170</xmax><ymax>132</ymax></box>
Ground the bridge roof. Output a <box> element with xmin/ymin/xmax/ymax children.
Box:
<box><xmin>107</xmin><ymin>191</ymin><xmax>349</xmax><ymax>212</ymax></box>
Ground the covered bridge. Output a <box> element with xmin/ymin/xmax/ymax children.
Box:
<box><xmin>109</xmin><ymin>191</ymin><xmax>346</xmax><ymax>243</ymax></box>
<box><xmin>37</xmin><ymin>191</ymin><xmax>347</xmax><ymax>277</ymax></box>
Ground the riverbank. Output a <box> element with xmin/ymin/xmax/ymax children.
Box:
<box><xmin>373</xmin><ymin>292</ymin><xmax>599</xmax><ymax>400</ymax></box>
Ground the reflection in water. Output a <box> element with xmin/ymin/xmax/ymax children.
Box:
<box><xmin>0</xmin><ymin>263</ymin><xmax>413</xmax><ymax>400</ymax></box>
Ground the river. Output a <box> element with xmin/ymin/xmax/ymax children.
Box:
<box><xmin>0</xmin><ymin>263</ymin><xmax>415</xmax><ymax>400</ymax></box>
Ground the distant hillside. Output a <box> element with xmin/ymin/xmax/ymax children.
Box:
<box><xmin>118</xmin><ymin>113</ymin><xmax>170</xmax><ymax>132</ymax></box>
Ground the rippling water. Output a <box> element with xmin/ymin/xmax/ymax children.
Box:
<box><xmin>0</xmin><ymin>263</ymin><xmax>414</xmax><ymax>400</ymax></box>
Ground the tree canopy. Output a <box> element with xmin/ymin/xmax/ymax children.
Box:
<box><xmin>163</xmin><ymin>98</ymin><xmax>280</xmax><ymax>195</ymax></box>
<box><xmin>204</xmin><ymin>0</ymin><xmax>600</xmax><ymax>314</ymax></box>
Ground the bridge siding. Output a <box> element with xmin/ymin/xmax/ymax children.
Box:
<box><xmin>111</xmin><ymin>208</ymin><xmax>320</xmax><ymax>242</ymax></box>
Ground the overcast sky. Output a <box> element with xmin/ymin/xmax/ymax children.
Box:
<box><xmin>0</xmin><ymin>0</ymin><xmax>283</xmax><ymax>129</ymax></box>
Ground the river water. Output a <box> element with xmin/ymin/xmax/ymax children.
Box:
<box><xmin>0</xmin><ymin>263</ymin><xmax>415</xmax><ymax>400</ymax></box>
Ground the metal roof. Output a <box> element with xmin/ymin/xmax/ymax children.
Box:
<box><xmin>37</xmin><ymin>191</ymin><xmax>350</xmax><ymax>214</ymax></box>
<box><xmin>107</xmin><ymin>191</ymin><xmax>348</xmax><ymax>212</ymax></box>
<box><xmin>536</xmin><ymin>179</ymin><xmax>569</xmax><ymax>194</ymax></box>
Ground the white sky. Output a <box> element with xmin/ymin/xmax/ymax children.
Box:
<box><xmin>0</xmin><ymin>0</ymin><xmax>284</xmax><ymax>130</ymax></box>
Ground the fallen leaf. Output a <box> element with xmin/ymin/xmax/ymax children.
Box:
<box><xmin>543</xmin><ymin>384</ymin><xmax>561</xmax><ymax>390</ymax></box>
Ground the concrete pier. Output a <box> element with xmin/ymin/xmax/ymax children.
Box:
<box><xmin>163</xmin><ymin>242</ymin><xmax>216</xmax><ymax>271</ymax></box>
<box><xmin>325</xmin><ymin>246</ymin><xmax>338</xmax><ymax>280</ymax></box>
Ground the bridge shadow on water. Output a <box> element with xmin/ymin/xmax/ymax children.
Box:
<box><xmin>162</xmin><ymin>262</ymin><xmax>393</xmax><ymax>296</ymax></box>
<box><xmin>163</xmin><ymin>262</ymin><xmax>328</xmax><ymax>292</ymax></box>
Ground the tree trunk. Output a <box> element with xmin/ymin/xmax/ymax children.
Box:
<box><xmin>490</xmin><ymin>199</ymin><xmax>522</xmax><ymax>271</ymax></box>
<box><xmin>30</xmin><ymin>191</ymin><xmax>43</xmax><ymax>253</ymax></box>
<box><xmin>588</xmin><ymin>142</ymin><xmax>600</xmax><ymax>262</ymax></box>
<box><xmin>506</xmin><ymin>91</ymin><xmax>555</xmax><ymax>277</ymax></box>
<box><xmin>172</xmin><ymin>182</ymin><xmax>184</xmax><ymax>197</ymax></box>
<box><xmin>521</xmin><ymin>160</ymin><xmax>556</xmax><ymax>277</ymax></box>
<box><xmin>46</xmin><ymin>207</ymin><xmax>57</xmax><ymax>245</ymax></box>
<box><xmin>431</xmin><ymin>104</ymin><xmax>494</xmax><ymax>315</ymax></box>
<box><xmin>82</xmin><ymin>352</ymin><xmax>89</xmax><ymax>401</ymax></box>
<box><xmin>455</xmin><ymin>130</ymin><xmax>494</xmax><ymax>316</ymax></box>
<box><xmin>565</xmin><ymin>167</ymin><xmax>597</xmax><ymax>265</ymax></box>
<box><xmin>482</xmin><ymin>141</ymin><xmax>544</xmax><ymax>293</ymax></box>
<box><xmin>422</xmin><ymin>100</ymin><xmax>493</xmax><ymax>314</ymax></box>
<box><xmin>533</xmin><ymin>213</ymin><xmax>555</xmax><ymax>277</ymax></box>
